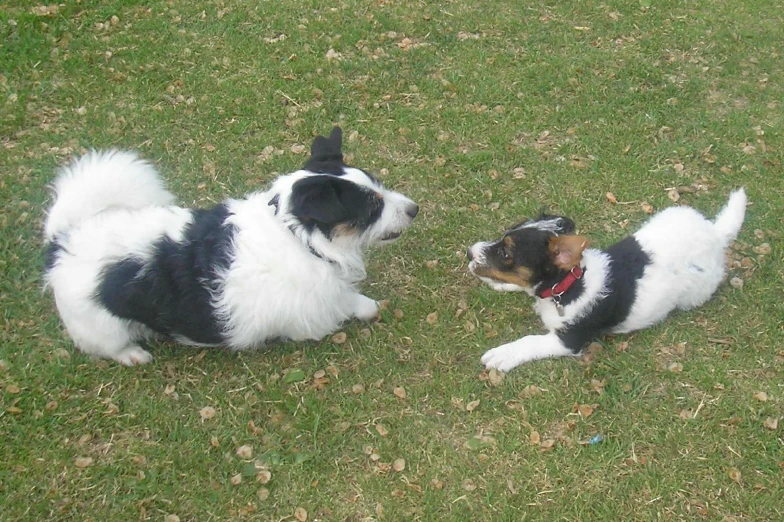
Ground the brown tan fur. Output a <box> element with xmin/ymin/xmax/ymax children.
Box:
<box><xmin>333</xmin><ymin>223</ymin><xmax>360</xmax><ymax>237</ymax></box>
<box><xmin>472</xmin><ymin>265</ymin><xmax>534</xmax><ymax>288</ymax></box>
<box><xmin>548</xmin><ymin>235</ymin><xmax>590</xmax><ymax>270</ymax></box>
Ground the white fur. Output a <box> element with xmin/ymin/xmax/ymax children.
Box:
<box><xmin>44</xmin><ymin>152</ymin><xmax>186</xmax><ymax>365</ymax></box>
<box><xmin>468</xmin><ymin>241</ymin><xmax>531</xmax><ymax>293</ymax></box>
<box><xmin>271</xmin><ymin>167</ymin><xmax>416</xmax><ymax>282</ymax></box>
<box><xmin>44</xmin><ymin>150</ymin><xmax>175</xmax><ymax>242</ymax></box>
<box><xmin>481</xmin><ymin>332</ymin><xmax>577</xmax><ymax>371</ymax></box>
<box><xmin>534</xmin><ymin>249</ymin><xmax>611</xmax><ymax>330</ymax></box>
<box><xmin>511</xmin><ymin>217</ymin><xmax>569</xmax><ymax>234</ymax></box>
<box><xmin>212</xmin><ymin>189</ymin><xmax>384</xmax><ymax>348</ymax></box>
<box><xmin>614</xmin><ymin>189</ymin><xmax>746</xmax><ymax>332</ymax></box>
<box><xmin>45</xmin><ymin>206</ymin><xmax>194</xmax><ymax>365</ymax></box>
<box><xmin>44</xmin><ymin>150</ymin><xmax>416</xmax><ymax>365</ymax></box>
<box><xmin>480</xmin><ymin>189</ymin><xmax>747</xmax><ymax>372</ymax></box>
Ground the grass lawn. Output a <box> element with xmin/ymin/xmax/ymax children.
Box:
<box><xmin>1</xmin><ymin>0</ymin><xmax>782</xmax><ymax>520</ymax></box>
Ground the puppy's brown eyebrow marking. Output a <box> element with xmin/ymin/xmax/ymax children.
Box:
<box><xmin>503</xmin><ymin>236</ymin><xmax>514</xmax><ymax>248</ymax></box>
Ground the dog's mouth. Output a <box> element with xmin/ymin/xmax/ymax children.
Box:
<box><xmin>468</xmin><ymin>262</ymin><xmax>533</xmax><ymax>294</ymax></box>
<box><xmin>380</xmin><ymin>231</ymin><xmax>402</xmax><ymax>242</ymax></box>
<box><xmin>468</xmin><ymin>261</ymin><xmax>493</xmax><ymax>279</ymax></box>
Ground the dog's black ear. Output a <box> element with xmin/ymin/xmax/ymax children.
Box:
<box><xmin>554</xmin><ymin>216</ymin><xmax>576</xmax><ymax>234</ymax></box>
<box><xmin>309</xmin><ymin>127</ymin><xmax>343</xmax><ymax>163</ymax></box>
<box><xmin>534</xmin><ymin>212</ymin><xmax>575</xmax><ymax>234</ymax></box>
<box><xmin>289</xmin><ymin>175</ymin><xmax>353</xmax><ymax>224</ymax></box>
<box><xmin>304</xmin><ymin>127</ymin><xmax>345</xmax><ymax>175</ymax></box>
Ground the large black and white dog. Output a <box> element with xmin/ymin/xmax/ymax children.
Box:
<box><xmin>468</xmin><ymin>189</ymin><xmax>746</xmax><ymax>372</ymax></box>
<box><xmin>44</xmin><ymin>128</ymin><xmax>418</xmax><ymax>365</ymax></box>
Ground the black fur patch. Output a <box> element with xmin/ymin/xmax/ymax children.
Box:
<box><xmin>44</xmin><ymin>240</ymin><xmax>62</xmax><ymax>271</ymax></box>
<box><xmin>475</xmin><ymin>213</ymin><xmax>580</xmax><ymax>286</ymax></box>
<box><xmin>481</xmin><ymin>227</ymin><xmax>562</xmax><ymax>286</ymax></box>
<box><xmin>289</xmin><ymin>175</ymin><xmax>384</xmax><ymax>238</ymax></box>
<box><xmin>303</xmin><ymin>127</ymin><xmax>346</xmax><ymax>176</ymax></box>
<box><xmin>301</xmin><ymin>127</ymin><xmax>383</xmax><ymax>191</ymax></box>
<box><xmin>556</xmin><ymin>236</ymin><xmax>651</xmax><ymax>352</ymax></box>
<box><xmin>96</xmin><ymin>204</ymin><xmax>234</xmax><ymax>345</ymax></box>
<box><xmin>509</xmin><ymin>214</ymin><xmax>576</xmax><ymax>235</ymax></box>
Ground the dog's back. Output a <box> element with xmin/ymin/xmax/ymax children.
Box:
<box><xmin>615</xmin><ymin>189</ymin><xmax>746</xmax><ymax>332</ymax></box>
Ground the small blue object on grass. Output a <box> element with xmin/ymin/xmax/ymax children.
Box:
<box><xmin>588</xmin><ymin>434</ymin><xmax>604</xmax><ymax>445</ymax></box>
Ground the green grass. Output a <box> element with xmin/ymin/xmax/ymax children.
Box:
<box><xmin>1</xmin><ymin>1</ymin><xmax>783</xmax><ymax>520</ymax></box>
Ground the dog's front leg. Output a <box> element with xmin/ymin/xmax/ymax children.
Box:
<box><xmin>481</xmin><ymin>332</ymin><xmax>576</xmax><ymax>372</ymax></box>
<box><xmin>351</xmin><ymin>293</ymin><xmax>379</xmax><ymax>321</ymax></box>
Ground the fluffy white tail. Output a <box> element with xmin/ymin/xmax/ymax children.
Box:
<box><xmin>713</xmin><ymin>188</ymin><xmax>747</xmax><ymax>246</ymax></box>
<box><xmin>44</xmin><ymin>150</ymin><xmax>175</xmax><ymax>241</ymax></box>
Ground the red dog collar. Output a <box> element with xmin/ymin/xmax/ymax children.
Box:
<box><xmin>537</xmin><ymin>265</ymin><xmax>584</xmax><ymax>299</ymax></box>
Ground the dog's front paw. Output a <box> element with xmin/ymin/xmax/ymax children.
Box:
<box><xmin>352</xmin><ymin>294</ymin><xmax>379</xmax><ymax>321</ymax></box>
<box><xmin>481</xmin><ymin>333</ymin><xmax>575</xmax><ymax>371</ymax></box>
<box><xmin>481</xmin><ymin>341</ymin><xmax>525</xmax><ymax>373</ymax></box>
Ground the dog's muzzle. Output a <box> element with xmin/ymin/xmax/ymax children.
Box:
<box><xmin>466</xmin><ymin>242</ymin><xmax>490</xmax><ymax>275</ymax></box>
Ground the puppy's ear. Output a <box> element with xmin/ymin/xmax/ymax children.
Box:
<box><xmin>289</xmin><ymin>175</ymin><xmax>353</xmax><ymax>224</ymax></box>
<box><xmin>309</xmin><ymin>127</ymin><xmax>343</xmax><ymax>164</ymax></box>
<box><xmin>554</xmin><ymin>216</ymin><xmax>575</xmax><ymax>234</ymax></box>
<box><xmin>535</xmin><ymin>213</ymin><xmax>575</xmax><ymax>234</ymax></box>
<box><xmin>548</xmin><ymin>235</ymin><xmax>590</xmax><ymax>270</ymax></box>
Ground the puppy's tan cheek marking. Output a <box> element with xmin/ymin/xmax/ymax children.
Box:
<box><xmin>333</xmin><ymin>224</ymin><xmax>359</xmax><ymax>237</ymax></box>
<box><xmin>474</xmin><ymin>266</ymin><xmax>533</xmax><ymax>288</ymax></box>
<box><xmin>375</xmin><ymin>192</ymin><xmax>384</xmax><ymax>200</ymax></box>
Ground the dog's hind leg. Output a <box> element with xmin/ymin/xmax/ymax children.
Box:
<box><xmin>56</xmin><ymin>297</ymin><xmax>154</xmax><ymax>365</ymax></box>
<box><xmin>111</xmin><ymin>345</ymin><xmax>153</xmax><ymax>366</ymax></box>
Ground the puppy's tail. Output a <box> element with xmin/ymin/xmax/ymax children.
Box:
<box><xmin>713</xmin><ymin>188</ymin><xmax>747</xmax><ymax>246</ymax></box>
<box><xmin>44</xmin><ymin>150</ymin><xmax>175</xmax><ymax>242</ymax></box>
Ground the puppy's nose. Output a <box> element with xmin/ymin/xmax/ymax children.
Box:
<box><xmin>406</xmin><ymin>203</ymin><xmax>419</xmax><ymax>219</ymax></box>
<box><xmin>466</xmin><ymin>248</ymin><xmax>474</xmax><ymax>261</ymax></box>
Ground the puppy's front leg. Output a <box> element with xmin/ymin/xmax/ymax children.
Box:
<box><xmin>481</xmin><ymin>332</ymin><xmax>577</xmax><ymax>372</ymax></box>
<box><xmin>351</xmin><ymin>293</ymin><xmax>379</xmax><ymax>321</ymax></box>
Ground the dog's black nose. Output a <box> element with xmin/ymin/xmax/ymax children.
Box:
<box><xmin>406</xmin><ymin>203</ymin><xmax>419</xmax><ymax>219</ymax></box>
<box><xmin>466</xmin><ymin>248</ymin><xmax>474</xmax><ymax>261</ymax></box>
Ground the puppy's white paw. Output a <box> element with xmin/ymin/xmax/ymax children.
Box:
<box><xmin>481</xmin><ymin>333</ymin><xmax>575</xmax><ymax>372</ymax></box>
<box><xmin>113</xmin><ymin>346</ymin><xmax>153</xmax><ymax>366</ymax></box>
<box><xmin>481</xmin><ymin>341</ymin><xmax>525</xmax><ymax>373</ymax></box>
<box><xmin>352</xmin><ymin>294</ymin><xmax>379</xmax><ymax>321</ymax></box>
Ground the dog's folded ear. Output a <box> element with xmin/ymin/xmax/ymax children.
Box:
<box><xmin>535</xmin><ymin>213</ymin><xmax>575</xmax><ymax>234</ymax></box>
<box><xmin>289</xmin><ymin>175</ymin><xmax>354</xmax><ymax>225</ymax></box>
<box><xmin>554</xmin><ymin>216</ymin><xmax>576</xmax><ymax>234</ymax></box>
<box><xmin>308</xmin><ymin>127</ymin><xmax>343</xmax><ymax>165</ymax></box>
<box><xmin>548</xmin><ymin>235</ymin><xmax>590</xmax><ymax>270</ymax></box>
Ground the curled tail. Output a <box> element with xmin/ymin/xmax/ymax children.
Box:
<box><xmin>44</xmin><ymin>150</ymin><xmax>175</xmax><ymax>242</ymax></box>
<box><xmin>713</xmin><ymin>188</ymin><xmax>747</xmax><ymax>246</ymax></box>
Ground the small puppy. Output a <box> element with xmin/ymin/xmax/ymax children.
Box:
<box><xmin>468</xmin><ymin>189</ymin><xmax>746</xmax><ymax>372</ymax></box>
<box><xmin>44</xmin><ymin>128</ymin><xmax>419</xmax><ymax>365</ymax></box>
